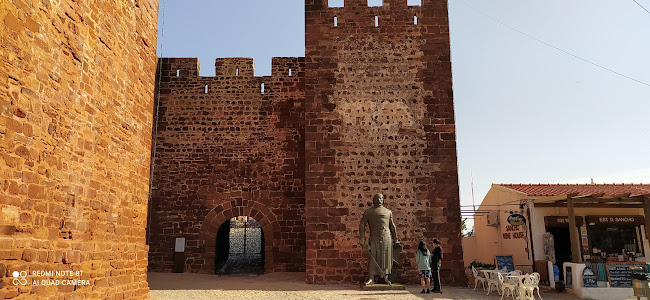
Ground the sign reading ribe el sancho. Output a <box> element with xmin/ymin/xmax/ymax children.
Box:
<box><xmin>585</xmin><ymin>215</ymin><xmax>645</xmax><ymax>226</ymax></box>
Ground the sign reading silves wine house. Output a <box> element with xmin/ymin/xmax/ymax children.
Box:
<box><xmin>507</xmin><ymin>214</ymin><xmax>526</xmax><ymax>226</ymax></box>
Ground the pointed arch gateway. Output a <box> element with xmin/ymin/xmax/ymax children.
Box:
<box><xmin>198</xmin><ymin>200</ymin><xmax>280</xmax><ymax>274</ymax></box>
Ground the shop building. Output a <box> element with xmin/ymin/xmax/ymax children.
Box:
<box><xmin>468</xmin><ymin>184</ymin><xmax>650</xmax><ymax>299</ymax></box>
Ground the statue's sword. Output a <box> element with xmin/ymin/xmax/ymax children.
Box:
<box><xmin>366</xmin><ymin>248</ymin><xmax>393</xmax><ymax>289</ymax></box>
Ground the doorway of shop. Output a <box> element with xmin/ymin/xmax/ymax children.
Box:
<box><xmin>215</xmin><ymin>216</ymin><xmax>265</xmax><ymax>275</ymax></box>
<box><xmin>547</xmin><ymin>226</ymin><xmax>571</xmax><ymax>281</ymax></box>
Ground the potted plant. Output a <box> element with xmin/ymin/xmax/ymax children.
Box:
<box><xmin>465</xmin><ymin>260</ymin><xmax>495</xmax><ymax>285</ymax></box>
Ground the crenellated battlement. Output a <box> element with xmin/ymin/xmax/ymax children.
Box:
<box><xmin>271</xmin><ymin>57</ymin><xmax>303</xmax><ymax>78</ymax></box>
<box><xmin>323</xmin><ymin>0</ymin><xmax>423</xmax><ymax>9</ymax></box>
<box><xmin>305</xmin><ymin>0</ymin><xmax>442</xmax><ymax>30</ymax></box>
<box><xmin>215</xmin><ymin>57</ymin><xmax>254</xmax><ymax>77</ymax></box>
<box><xmin>157</xmin><ymin>57</ymin><xmax>304</xmax><ymax>97</ymax></box>
<box><xmin>159</xmin><ymin>57</ymin><xmax>200</xmax><ymax>78</ymax></box>
<box><xmin>158</xmin><ymin>57</ymin><xmax>304</xmax><ymax>80</ymax></box>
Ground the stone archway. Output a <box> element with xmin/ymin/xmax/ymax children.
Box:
<box><xmin>198</xmin><ymin>200</ymin><xmax>280</xmax><ymax>274</ymax></box>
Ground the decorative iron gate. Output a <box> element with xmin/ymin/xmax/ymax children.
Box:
<box><xmin>229</xmin><ymin>217</ymin><xmax>262</xmax><ymax>254</ymax></box>
<box><xmin>216</xmin><ymin>216</ymin><xmax>264</xmax><ymax>275</ymax></box>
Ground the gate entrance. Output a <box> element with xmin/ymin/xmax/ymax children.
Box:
<box><xmin>215</xmin><ymin>216</ymin><xmax>264</xmax><ymax>275</ymax></box>
<box><xmin>546</xmin><ymin>226</ymin><xmax>571</xmax><ymax>281</ymax></box>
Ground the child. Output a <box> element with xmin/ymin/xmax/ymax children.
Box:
<box><xmin>415</xmin><ymin>240</ymin><xmax>432</xmax><ymax>294</ymax></box>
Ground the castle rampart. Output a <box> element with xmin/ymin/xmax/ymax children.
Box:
<box><xmin>148</xmin><ymin>57</ymin><xmax>306</xmax><ymax>273</ymax></box>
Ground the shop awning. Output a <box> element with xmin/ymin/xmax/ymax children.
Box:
<box><xmin>534</xmin><ymin>193</ymin><xmax>650</xmax><ymax>208</ymax></box>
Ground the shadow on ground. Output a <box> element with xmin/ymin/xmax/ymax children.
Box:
<box><xmin>148</xmin><ymin>272</ymin><xmax>585</xmax><ymax>300</ymax></box>
<box><xmin>148</xmin><ymin>272</ymin><xmax>350</xmax><ymax>291</ymax></box>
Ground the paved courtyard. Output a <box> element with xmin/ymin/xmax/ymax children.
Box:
<box><xmin>149</xmin><ymin>272</ymin><xmax>586</xmax><ymax>300</ymax></box>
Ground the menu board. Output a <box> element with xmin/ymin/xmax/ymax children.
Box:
<box><xmin>495</xmin><ymin>255</ymin><xmax>515</xmax><ymax>272</ymax></box>
<box><xmin>583</xmin><ymin>268</ymin><xmax>598</xmax><ymax>287</ymax></box>
<box><xmin>607</xmin><ymin>265</ymin><xmax>633</xmax><ymax>287</ymax></box>
<box><xmin>566</xmin><ymin>266</ymin><xmax>572</xmax><ymax>289</ymax></box>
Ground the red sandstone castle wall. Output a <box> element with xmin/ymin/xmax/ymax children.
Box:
<box><xmin>304</xmin><ymin>0</ymin><xmax>464</xmax><ymax>284</ymax></box>
<box><xmin>148</xmin><ymin>57</ymin><xmax>306</xmax><ymax>273</ymax></box>
<box><xmin>0</xmin><ymin>0</ymin><xmax>158</xmax><ymax>298</ymax></box>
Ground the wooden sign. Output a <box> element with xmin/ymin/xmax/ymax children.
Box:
<box><xmin>607</xmin><ymin>265</ymin><xmax>634</xmax><ymax>287</ymax></box>
<box><xmin>583</xmin><ymin>267</ymin><xmax>597</xmax><ymax>287</ymax></box>
<box><xmin>495</xmin><ymin>254</ymin><xmax>515</xmax><ymax>272</ymax></box>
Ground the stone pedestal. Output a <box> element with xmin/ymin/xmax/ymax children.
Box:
<box><xmin>388</xmin><ymin>243</ymin><xmax>402</xmax><ymax>283</ymax></box>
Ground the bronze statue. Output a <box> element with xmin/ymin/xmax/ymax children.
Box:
<box><xmin>359</xmin><ymin>193</ymin><xmax>399</xmax><ymax>285</ymax></box>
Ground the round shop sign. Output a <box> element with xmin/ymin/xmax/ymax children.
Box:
<box><xmin>507</xmin><ymin>214</ymin><xmax>526</xmax><ymax>226</ymax></box>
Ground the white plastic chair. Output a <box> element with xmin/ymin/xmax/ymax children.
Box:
<box><xmin>530</xmin><ymin>272</ymin><xmax>542</xmax><ymax>299</ymax></box>
<box><xmin>519</xmin><ymin>274</ymin><xmax>542</xmax><ymax>300</ymax></box>
<box><xmin>486</xmin><ymin>271</ymin><xmax>501</xmax><ymax>295</ymax></box>
<box><xmin>472</xmin><ymin>266</ymin><xmax>487</xmax><ymax>290</ymax></box>
<box><xmin>498</xmin><ymin>272</ymin><xmax>516</xmax><ymax>300</ymax></box>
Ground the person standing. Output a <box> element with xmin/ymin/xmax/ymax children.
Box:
<box><xmin>415</xmin><ymin>241</ymin><xmax>432</xmax><ymax>293</ymax></box>
<box><xmin>431</xmin><ymin>238</ymin><xmax>443</xmax><ymax>293</ymax></box>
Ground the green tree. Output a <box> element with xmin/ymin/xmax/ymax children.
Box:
<box><xmin>461</xmin><ymin>218</ymin><xmax>474</xmax><ymax>237</ymax></box>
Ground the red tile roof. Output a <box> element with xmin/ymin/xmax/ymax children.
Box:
<box><xmin>498</xmin><ymin>183</ymin><xmax>650</xmax><ymax>197</ymax></box>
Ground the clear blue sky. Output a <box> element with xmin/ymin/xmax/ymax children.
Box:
<box><xmin>157</xmin><ymin>0</ymin><xmax>650</xmax><ymax>224</ymax></box>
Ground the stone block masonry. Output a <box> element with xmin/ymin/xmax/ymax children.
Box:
<box><xmin>150</xmin><ymin>0</ymin><xmax>463</xmax><ymax>286</ymax></box>
<box><xmin>148</xmin><ymin>57</ymin><xmax>306</xmax><ymax>274</ymax></box>
<box><xmin>0</xmin><ymin>0</ymin><xmax>158</xmax><ymax>299</ymax></box>
<box><xmin>304</xmin><ymin>0</ymin><xmax>464</xmax><ymax>285</ymax></box>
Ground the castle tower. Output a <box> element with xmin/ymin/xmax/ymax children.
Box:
<box><xmin>304</xmin><ymin>0</ymin><xmax>464</xmax><ymax>284</ymax></box>
<box><xmin>1</xmin><ymin>1</ymin><xmax>158</xmax><ymax>298</ymax></box>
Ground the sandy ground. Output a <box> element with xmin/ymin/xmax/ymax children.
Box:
<box><xmin>148</xmin><ymin>272</ymin><xmax>587</xmax><ymax>300</ymax></box>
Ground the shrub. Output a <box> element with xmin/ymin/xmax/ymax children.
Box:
<box><xmin>468</xmin><ymin>259</ymin><xmax>494</xmax><ymax>269</ymax></box>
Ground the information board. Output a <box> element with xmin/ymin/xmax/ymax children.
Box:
<box><xmin>566</xmin><ymin>265</ymin><xmax>572</xmax><ymax>289</ymax></box>
<box><xmin>495</xmin><ymin>254</ymin><xmax>515</xmax><ymax>272</ymax></box>
<box><xmin>175</xmin><ymin>237</ymin><xmax>185</xmax><ymax>253</ymax></box>
<box><xmin>607</xmin><ymin>265</ymin><xmax>633</xmax><ymax>287</ymax></box>
<box><xmin>583</xmin><ymin>267</ymin><xmax>597</xmax><ymax>287</ymax></box>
